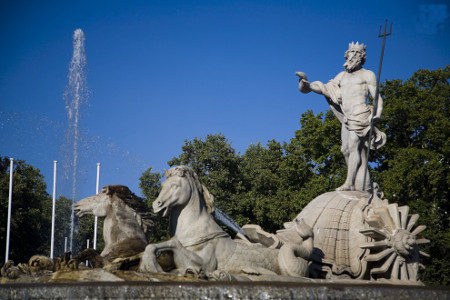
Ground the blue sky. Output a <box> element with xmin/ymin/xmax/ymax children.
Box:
<box><xmin>0</xmin><ymin>0</ymin><xmax>448</xmax><ymax>200</ymax></box>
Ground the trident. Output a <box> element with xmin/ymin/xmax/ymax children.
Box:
<box><xmin>363</xmin><ymin>20</ymin><xmax>392</xmax><ymax>192</ymax></box>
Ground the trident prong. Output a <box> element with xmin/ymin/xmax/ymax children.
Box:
<box><xmin>379</xmin><ymin>19</ymin><xmax>393</xmax><ymax>38</ymax></box>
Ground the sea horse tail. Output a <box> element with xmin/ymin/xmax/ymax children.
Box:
<box><xmin>278</xmin><ymin>219</ymin><xmax>314</xmax><ymax>277</ymax></box>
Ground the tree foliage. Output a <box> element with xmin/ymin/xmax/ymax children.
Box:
<box><xmin>139</xmin><ymin>167</ymin><xmax>163</xmax><ymax>201</ymax></box>
<box><xmin>373</xmin><ymin>66</ymin><xmax>450</xmax><ymax>285</ymax></box>
<box><xmin>139</xmin><ymin>167</ymin><xmax>167</xmax><ymax>242</ymax></box>
<box><xmin>165</xmin><ymin>122</ymin><xmax>345</xmax><ymax>233</ymax></box>
<box><xmin>0</xmin><ymin>157</ymin><xmax>51</xmax><ymax>263</ymax></box>
<box><xmin>168</xmin><ymin>134</ymin><xmax>242</xmax><ymax>214</ymax></box>
<box><xmin>53</xmin><ymin>196</ymin><xmax>73</xmax><ymax>256</ymax></box>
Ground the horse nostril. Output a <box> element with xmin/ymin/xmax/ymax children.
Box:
<box><xmin>156</xmin><ymin>201</ymin><xmax>162</xmax><ymax>207</ymax></box>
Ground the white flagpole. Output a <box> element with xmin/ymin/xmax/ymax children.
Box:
<box><xmin>86</xmin><ymin>239</ymin><xmax>90</xmax><ymax>266</ymax></box>
<box><xmin>5</xmin><ymin>158</ymin><xmax>14</xmax><ymax>262</ymax></box>
<box><xmin>50</xmin><ymin>160</ymin><xmax>58</xmax><ymax>259</ymax></box>
<box><xmin>93</xmin><ymin>163</ymin><xmax>100</xmax><ymax>249</ymax></box>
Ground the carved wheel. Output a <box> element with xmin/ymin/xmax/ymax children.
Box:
<box><xmin>359</xmin><ymin>203</ymin><xmax>429</xmax><ymax>281</ymax></box>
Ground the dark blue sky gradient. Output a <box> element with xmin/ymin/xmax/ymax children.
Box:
<box><xmin>0</xmin><ymin>0</ymin><xmax>448</xmax><ymax>199</ymax></box>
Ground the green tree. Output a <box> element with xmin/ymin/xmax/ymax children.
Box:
<box><xmin>72</xmin><ymin>203</ymin><xmax>105</xmax><ymax>255</ymax></box>
<box><xmin>373</xmin><ymin>66</ymin><xmax>450</xmax><ymax>285</ymax></box>
<box><xmin>285</xmin><ymin>110</ymin><xmax>344</xmax><ymax>216</ymax></box>
<box><xmin>140</xmin><ymin>167</ymin><xmax>163</xmax><ymax>201</ymax></box>
<box><xmin>73</xmin><ymin>214</ymin><xmax>93</xmax><ymax>254</ymax></box>
<box><xmin>234</xmin><ymin>111</ymin><xmax>343</xmax><ymax>232</ymax></box>
<box><xmin>53</xmin><ymin>196</ymin><xmax>73</xmax><ymax>256</ymax></box>
<box><xmin>164</xmin><ymin>117</ymin><xmax>342</xmax><ymax>233</ymax></box>
<box><xmin>235</xmin><ymin>141</ymin><xmax>286</xmax><ymax>230</ymax></box>
<box><xmin>168</xmin><ymin>134</ymin><xmax>242</xmax><ymax>215</ymax></box>
<box><xmin>0</xmin><ymin>156</ymin><xmax>51</xmax><ymax>263</ymax></box>
<box><xmin>291</xmin><ymin>110</ymin><xmax>344</xmax><ymax>188</ymax></box>
<box><xmin>139</xmin><ymin>167</ymin><xmax>167</xmax><ymax>242</ymax></box>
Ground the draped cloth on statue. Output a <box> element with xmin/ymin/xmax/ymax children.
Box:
<box><xmin>316</xmin><ymin>79</ymin><xmax>386</xmax><ymax>150</ymax></box>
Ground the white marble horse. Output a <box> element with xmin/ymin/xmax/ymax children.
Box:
<box><xmin>138</xmin><ymin>165</ymin><xmax>313</xmax><ymax>278</ymax></box>
<box><xmin>75</xmin><ymin>185</ymin><xmax>156</xmax><ymax>261</ymax></box>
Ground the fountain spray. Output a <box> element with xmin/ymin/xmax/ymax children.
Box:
<box><xmin>64</xmin><ymin>29</ymin><xmax>88</xmax><ymax>251</ymax></box>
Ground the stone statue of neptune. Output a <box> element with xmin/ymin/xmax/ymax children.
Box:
<box><xmin>297</xmin><ymin>42</ymin><xmax>386</xmax><ymax>191</ymax></box>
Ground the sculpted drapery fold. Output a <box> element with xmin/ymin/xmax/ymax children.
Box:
<box><xmin>318</xmin><ymin>79</ymin><xmax>386</xmax><ymax>150</ymax></box>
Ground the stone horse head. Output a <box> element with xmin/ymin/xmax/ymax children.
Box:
<box><xmin>153</xmin><ymin>166</ymin><xmax>215</xmax><ymax>235</ymax></box>
<box><xmin>75</xmin><ymin>185</ymin><xmax>156</xmax><ymax>260</ymax></box>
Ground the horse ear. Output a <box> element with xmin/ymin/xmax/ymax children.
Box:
<box><xmin>164</xmin><ymin>169</ymin><xmax>169</xmax><ymax>178</ymax></box>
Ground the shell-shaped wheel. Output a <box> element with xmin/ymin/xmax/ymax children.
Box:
<box><xmin>360</xmin><ymin>203</ymin><xmax>429</xmax><ymax>281</ymax></box>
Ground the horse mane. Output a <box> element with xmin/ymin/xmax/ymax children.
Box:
<box><xmin>165</xmin><ymin>166</ymin><xmax>215</xmax><ymax>214</ymax></box>
<box><xmin>104</xmin><ymin>185</ymin><xmax>156</xmax><ymax>238</ymax></box>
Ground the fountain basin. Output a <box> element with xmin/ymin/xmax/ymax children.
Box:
<box><xmin>1</xmin><ymin>281</ymin><xmax>448</xmax><ymax>299</ymax></box>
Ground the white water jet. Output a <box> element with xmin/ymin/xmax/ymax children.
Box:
<box><xmin>64</xmin><ymin>29</ymin><xmax>88</xmax><ymax>252</ymax></box>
